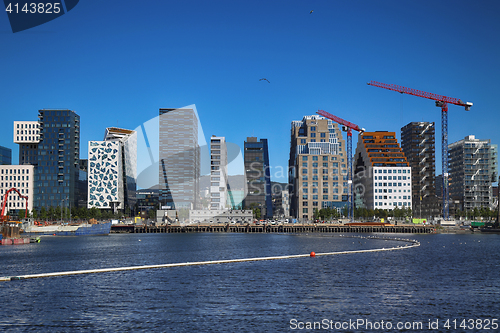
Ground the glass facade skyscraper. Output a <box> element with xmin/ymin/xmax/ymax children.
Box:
<box><xmin>0</xmin><ymin>145</ymin><xmax>11</xmax><ymax>165</ymax></box>
<box><xmin>34</xmin><ymin>109</ymin><xmax>86</xmax><ymax>209</ymax></box>
<box><xmin>158</xmin><ymin>108</ymin><xmax>200</xmax><ymax>210</ymax></box>
<box><xmin>244</xmin><ymin>137</ymin><xmax>272</xmax><ymax>219</ymax></box>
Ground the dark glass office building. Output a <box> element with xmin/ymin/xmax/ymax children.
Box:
<box><xmin>0</xmin><ymin>145</ymin><xmax>11</xmax><ymax>165</ymax></box>
<box><xmin>243</xmin><ymin>137</ymin><xmax>272</xmax><ymax>219</ymax></box>
<box><xmin>34</xmin><ymin>109</ymin><xmax>86</xmax><ymax>209</ymax></box>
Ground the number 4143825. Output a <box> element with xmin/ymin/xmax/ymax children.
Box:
<box><xmin>5</xmin><ymin>3</ymin><xmax>61</xmax><ymax>14</ymax></box>
<box><xmin>444</xmin><ymin>319</ymin><xmax>498</xmax><ymax>330</ymax></box>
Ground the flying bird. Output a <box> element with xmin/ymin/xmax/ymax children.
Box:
<box><xmin>310</xmin><ymin>10</ymin><xmax>314</xmax><ymax>14</ymax></box>
<box><xmin>259</xmin><ymin>78</ymin><xmax>270</xmax><ymax>83</ymax></box>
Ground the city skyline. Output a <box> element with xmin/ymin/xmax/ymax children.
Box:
<box><xmin>1</xmin><ymin>1</ymin><xmax>499</xmax><ymax>185</ymax></box>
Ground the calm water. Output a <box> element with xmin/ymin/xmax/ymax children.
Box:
<box><xmin>0</xmin><ymin>232</ymin><xmax>499</xmax><ymax>332</ymax></box>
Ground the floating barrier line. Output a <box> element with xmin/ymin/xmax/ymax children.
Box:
<box><xmin>0</xmin><ymin>237</ymin><xmax>419</xmax><ymax>282</ymax></box>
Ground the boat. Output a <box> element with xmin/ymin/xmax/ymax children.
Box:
<box><xmin>24</xmin><ymin>221</ymin><xmax>112</xmax><ymax>236</ymax></box>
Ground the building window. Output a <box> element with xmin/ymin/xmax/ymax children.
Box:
<box><xmin>302</xmin><ymin>156</ymin><xmax>308</xmax><ymax>161</ymax></box>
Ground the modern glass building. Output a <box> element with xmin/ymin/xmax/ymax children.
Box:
<box><xmin>0</xmin><ymin>145</ymin><xmax>12</xmax><ymax>165</ymax></box>
<box><xmin>244</xmin><ymin>137</ymin><xmax>272</xmax><ymax>219</ymax></box>
<box><xmin>158</xmin><ymin>108</ymin><xmax>200</xmax><ymax>210</ymax></box>
<box><xmin>34</xmin><ymin>109</ymin><xmax>86</xmax><ymax>209</ymax></box>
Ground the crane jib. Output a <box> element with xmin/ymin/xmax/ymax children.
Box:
<box><xmin>367</xmin><ymin>81</ymin><xmax>471</xmax><ymax>107</ymax></box>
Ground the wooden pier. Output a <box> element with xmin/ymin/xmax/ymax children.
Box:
<box><xmin>111</xmin><ymin>223</ymin><xmax>435</xmax><ymax>234</ymax></box>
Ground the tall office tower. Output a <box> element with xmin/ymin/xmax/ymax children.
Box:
<box><xmin>244</xmin><ymin>137</ymin><xmax>272</xmax><ymax>218</ymax></box>
<box><xmin>14</xmin><ymin>121</ymin><xmax>40</xmax><ymax>165</ymax></box>
<box><xmin>288</xmin><ymin>115</ymin><xmax>348</xmax><ymax>221</ymax></box>
<box><xmin>105</xmin><ymin>127</ymin><xmax>137</xmax><ymax>208</ymax></box>
<box><xmin>401</xmin><ymin>122</ymin><xmax>438</xmax><ymax>218</ymax></box>
<box><xmin>0</xmin><ymin>165</ymin><xmax>34</xmax><ymax>213</ymax></box>
<box><xmin>272</xmin><ymin>189</ymin><xmax>290</xmax><ymax>219</ymax></box>
<box><xmin>449</xmin><ymin>135</ymin><xmax>498</xmax><ymax>211</ymax></box>
<box><xmin>0</xmin><ymin>145</ymin><xmax>12</xmax><ymax>165</ymax></box>
<box><xmin>88</xmin><ymin>128</ymin><xmax>137</xmax><ymax>211</ymax></box>
<box><xmin>209</xmin><ymin>136</ymin><xmax>228</xmax><ymax>210</ymax></box>
<box><xmin>35</xmin><ymin>109</ymin><xmax>85</xmax><ymax>209</ymax></box>
<box><xmin>159</xmin><ymin>108</ymin><xmax>200</xmax><ymax>210</ymax></box>
<box><xmin>353</xmin><ymin>131</ymin><xmax>412</xmax><ymax>210</ymax></box>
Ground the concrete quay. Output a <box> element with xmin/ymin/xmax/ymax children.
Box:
<box><xmin>111</xmin><ymin>223</ymin><xmax>435</xmax><ymax>234</ymax></box>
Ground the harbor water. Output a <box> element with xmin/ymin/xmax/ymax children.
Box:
<box><xmin>0</xmin><ymin>233</ymin><xmax>499</xmax><ymax>332</ymax></box>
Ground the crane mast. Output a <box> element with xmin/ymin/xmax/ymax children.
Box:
<box><xmin>317</xmin><ymin>110</ymin><xmax>364</xmax><ymax>222</ymax></box>
<box><xmin>367</xmin><ymin>81</ymin><xmax>472</xmax><ymax>220</ymax></box>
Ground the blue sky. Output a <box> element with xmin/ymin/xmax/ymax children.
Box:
<box><xmin>1</xmin><ymin>0</ymin><xmax>499</xmax><ymax>184</ymax></box>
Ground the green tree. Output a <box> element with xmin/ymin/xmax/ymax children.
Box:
<box><xmin>40</xmin><ymin>207</ymin><xmax>47</xmax><ymax>221</ymax></box>
<box><xmin>148</xmin><ymin>209</ymin><xmax>156</xmax><ymax>220</ymax></box>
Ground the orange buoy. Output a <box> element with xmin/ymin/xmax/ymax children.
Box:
<box><xmin>310</xmin><ymin>252</ymin><xmax>316</xmax><ymax>257</ymax></box>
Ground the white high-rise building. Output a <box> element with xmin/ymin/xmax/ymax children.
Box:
<box><xmin>449</xmin><ymin>135</ymin><xmax>498</xmax><ymax>211</ymax></box>
<box><xmin>13</xmin><ymin>121</ymin><xmax>40</xmax><ymax>144</ymax></box>
<box><xmin>210</xmin><ymin>136</ymin><xmax>228</xmax><ymax>210</ymax></box>
<box><xmin>0</xmin><ymin>165</ymin><xmax>34</xmax><ymax>213</ymax></box>
<box><xmin>88</xmin><ymin>128</ymin><xmax>137</xmax><ymax>211</ymax></box>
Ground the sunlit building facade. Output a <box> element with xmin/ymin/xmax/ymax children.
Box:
<box><xmin>353</xmin><ymin>131</ymin><xmax>412</xmax><ymax>210</ymax></box>
<box><xmin>288</xmin><ymin>115</ymin><xmax>348</xmax><ymax>220</ymax></box>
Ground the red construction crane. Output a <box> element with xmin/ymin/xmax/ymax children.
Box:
<box><xmin>0</xmin><ymin>188</ymin><xmax>28</xmax><ymax>222</ymax></box>
<box><xmin>317</xmin><ymin>110</ymin><xmax>365</xmax><ymax>222</ymax></box>
<box><xmin>367</xmin><ymin>80</ymin><xmax>473</xmax><ymax>220</ymax></box>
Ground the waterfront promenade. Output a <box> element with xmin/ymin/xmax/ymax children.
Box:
<box><xmin>111</xmin><ymin>223</ymin><xmax>435</xmax><ymax>234</ymax></box>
